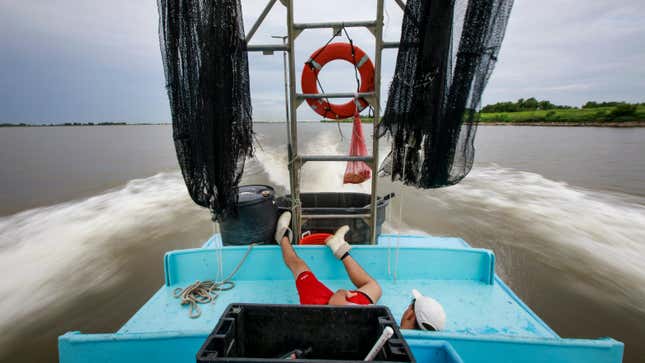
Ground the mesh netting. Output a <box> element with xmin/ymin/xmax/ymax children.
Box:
<box><xmin>380</xmin><ymin>0</ymin><xmax>513</xmax><ymax>188</ymax></box>
<box><xmin>344</xmin><ymin>113</ymin><xmax>372</xmax><ymax>184</ymax></box>
<box><xmin>157</xmin><ymin>0</ymin><xmax>253</xmax><ymax>218</ymax></box>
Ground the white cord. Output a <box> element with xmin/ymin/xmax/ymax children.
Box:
<box><xmin>385</xmin><ymin>179</ymin><xmax>391</xmax><ymax>277</ymax></box>
<box><xmin>213</xmin><ymin>221</ymin><xmax>223</xmax><ymax>282</ymax></box>
<box><xmin>391</xmin><ymin>194</ymin><xmax>400</xmax><ymax>282</ymax></box>
<box><xmin>387</xmin><ymin>227</ymin><xmax>392</xmax><ymax>277</ymax></box>
<box><xmin>393</xmin><ymin>146</ymin><xmax>410</xmax><ymax>282</ymax></box>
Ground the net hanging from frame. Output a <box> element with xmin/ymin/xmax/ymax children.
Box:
<box><xmin>157</xmin><ymin>0</ymin><xmax>253</xmax><ymax>218</ymax></box>
<box><xmin>380</xmin><ymin>0</ymin><xmax>514</xmax><ymax>188</ymax></box>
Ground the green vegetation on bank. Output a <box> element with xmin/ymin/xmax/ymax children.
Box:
<box><xmin>480</xmin><ymin>99</ymin><xmax>645</xmax><ymax>124</ymax></box>
<box><xmin>319</xmin><ymin>99</ymin><xmax>644</xmax><ymax>125</ymax></box>
<box><xmin>481</xmin><ymin>97</ymin><xmax>573</xmax><ymax>113</ymax></box>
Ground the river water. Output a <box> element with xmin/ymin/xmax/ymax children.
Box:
<box><xmin>0</xmin><ymin>124</ymin><xmax>643</xmax><ymax>362</ymax></box>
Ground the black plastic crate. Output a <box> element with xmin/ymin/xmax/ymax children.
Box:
<box><xmin>196</xmin><ymin>304</ymin><xmax>414</xmax><ymax>363</ymax></box>
<box><xmin>276</xmin><ymin>193</ymin><xmax>392</xmax><ymax>244</ymax></box>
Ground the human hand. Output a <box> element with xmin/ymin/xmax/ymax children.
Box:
<box><xmin>344</xmin><ymin>290</ymin><xmax>357</xmax><ymax>300</ymax></box>
<box><xmin>328</xmin><ymin>289</ymin><xmax>353</xmax><ymax>305</ymax></box>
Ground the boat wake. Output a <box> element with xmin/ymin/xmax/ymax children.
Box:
<box><xmin>252</xmin><ymin>136</ymin><xmax>645</xmax><ymax>316</ymax></box>
<box><xmin>0</xmin><ymin>135</ymin><xmax>643</xmax><ymax>353</ymax></box>
<box><xmin>251</xmin><ymin>131</ymin><xmax>373</xmax><ymax>194</ymax></box>
<box><xmin>439</xmin><ymin>166</ymin><xmax>645</xmax><ymax>315</ymax></box>
<box><xmin>0</xmin><ymin>172</ymin><xmax>207</xmax><ymax>349</ymax></box>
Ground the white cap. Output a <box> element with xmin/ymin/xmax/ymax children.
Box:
<box><xmin>412</xmin><ymin>289</ymin><xmax>446</xmax><ymax>331</ymax></box>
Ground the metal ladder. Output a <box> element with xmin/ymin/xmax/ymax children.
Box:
<box><xmin>245</xmin><ymin>0</ymin><xmax>403</xmax><ymax>243</ymax></box>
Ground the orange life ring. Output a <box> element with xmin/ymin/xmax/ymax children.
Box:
<box><xmin>301</xmin><ymin>42</ymin><xmax>375</xmax><ymax>119</ymax></box>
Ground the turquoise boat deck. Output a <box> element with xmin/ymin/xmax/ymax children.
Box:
<box><xmin>59</xmin><ymin>234</ymin><xmax>624</xmax><ymax>363</ymax></box>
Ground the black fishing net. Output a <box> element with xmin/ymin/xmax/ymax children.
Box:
<box><xmin>380</xmin><ymin>0</ymin><xmax>513</xmax><ymax>188</ymax></box>
<box><xmin>157</xmin><ymin>0</ymin><xmax>253</xmax><ymax>218</ymax></box>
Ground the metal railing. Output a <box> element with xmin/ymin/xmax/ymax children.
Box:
<box><xmin>245</xmin><ymin>0</ymin><xmax>403</xmax><ymax>243</ymax></box>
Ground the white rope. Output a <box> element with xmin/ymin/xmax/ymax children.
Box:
<box><xmin>173</xmin><ymin>241</ymin><xmax>256</xmax><ymax>319</ymax></box>
<box><xmin>386</xmin><ymin>178</ymin><xmax>403</xmax><ymax>283</ymax></box>
<box><xmin>212</xmin><ymin>221</ymin><xmax>224</xmax><ymax>282</ymax></box>
<box><xmin>395</xmin><ymin>185</ymin><xmax>401</xmax><ymax>282</ymax></box>
<box><xmin>392</xmin><ymin>145</ymin><xmax>410</xmax><ymax>282</ymax></box>
<box><xmin>385</xmin><ymin>191</ymin><xmax>390</xmax><ymax>275</ymax></box>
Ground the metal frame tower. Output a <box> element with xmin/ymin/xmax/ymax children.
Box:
<box><xmin>244</xmin><ymin>0</ymin><xmax>404</xmax><ymax>243</ymax></box>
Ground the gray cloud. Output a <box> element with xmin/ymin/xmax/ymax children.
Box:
<box><xmin>0</xmin><ymin>0</ymin><xmax>643</xmax><ymax>123</ymax></box>
<box><xmin>483</xmin><ymin>0</ymin><xmax>645</xmax><ymax>106</ymax></box>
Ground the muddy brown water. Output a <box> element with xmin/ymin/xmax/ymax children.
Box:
<box><xmin>0</xmin><ymin>124</ymin><xmax>644</xmax><ymax>362</ymax></box>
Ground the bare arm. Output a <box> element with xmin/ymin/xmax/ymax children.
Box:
<box><xmin>342</xmin><ymin>255</ymin><xmax>382</xmax><ymax>303</ymax></box>
<box><xmin>328</xmin><ymin>289</ymin><xmax>353</xmax><ymax>306</ymax></box>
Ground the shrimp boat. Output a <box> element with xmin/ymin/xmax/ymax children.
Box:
<box><xmin>59</xmin><ymin>0</ymin><xmax>623</xmax><ymax>362</ymax></box>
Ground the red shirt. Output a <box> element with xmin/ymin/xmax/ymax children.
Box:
<box><xmin>295</xmin><ymin>271</ymin><xmax>372</xmax><ymax>305</ymax></box>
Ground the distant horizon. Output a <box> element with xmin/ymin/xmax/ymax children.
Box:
<box><xmin>0</xmin><ymin>120</ymin><xmax>304</xmax><ymax>126</ymax></box>
<box><xmin>2</xmin><ymin>98</ymin><xmax>643</xmax><ymax>126</ymax></box>
<box><xmin>1</xmin><ymin>0</ymin><xmax>644</xmax><ymax>124</ymax></box>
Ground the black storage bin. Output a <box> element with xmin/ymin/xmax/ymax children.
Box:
<box><xmin>218</xmin><ymin>185</ymin><xmax>279</xmax><ymax>246</ymax></box>
<box><xmin>196</xmin><ymin>304</ymin><xmax>414</xmax><ymax>363</ymax></box>
<box><xmin>276</xmin><ymin>193</ymin><xmax>391</xmax><ymax>244</ymax></box>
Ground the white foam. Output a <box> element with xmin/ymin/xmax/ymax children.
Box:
<box><xmin>2</xmin><ymin>135</ymin><xmax>643</xmax><ymax>348</ymax></box>
<box><xmin>253</xmin><ymin>136</ymin><xmax>645</xmax><ymax>314</ymax></box>
<box><xmin>0</xmin><ymin>172</ymin><xmax>199</xmax><ymax>347</ymax></box>
<box><xmin>0</xmin><ymin>131</ymin><xmax>371</xmax><ymax>347</ymax></box>
<box><xmin>253</xmin><ymin>131</ymin><xmax>372</xmax><ymax>193</ymax></box>
<box><xmin>434</xmin><ymin>166</ymin><xmax>645</xmax><ymax>314</ymax></box>
<box><xmin>381</xmin><ymin>221</ymin><xmax>429</xmax><ymax>236</ymax></box>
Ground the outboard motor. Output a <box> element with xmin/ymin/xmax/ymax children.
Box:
<box><xmin>218</xmin><ymin>185</ymin><xmax>278</xmax><ymax>246</ymax></box>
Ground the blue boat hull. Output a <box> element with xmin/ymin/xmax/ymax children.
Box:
<box><xmin>59</xmin><ymin>234</ymin><xmax>624</xmax><ymax>362</ymax></box>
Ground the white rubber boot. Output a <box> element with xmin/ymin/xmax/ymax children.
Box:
<box><xmin>325</xmin><ymin>225</ymin><xmax>351</xmax><ymax>259</ymax></box>
<box><xmin>275</xmin><ymin>211</ymin><xmax>293</xmax><ymax>244</ymax></box>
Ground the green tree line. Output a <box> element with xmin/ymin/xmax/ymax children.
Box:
<box><xmin>478</xmin><ymin>99</ymin><xmax>645</xmax><ymax>124</ymax></box>
<box><xmin>481</xmin><ymin>98</ymin><xmax>572</xmax><ymax>112</ymax></box>
<box><xmin>482</xmin><ymin>98</ymin><xmax>644</xmax><ymax>113</ymax></box>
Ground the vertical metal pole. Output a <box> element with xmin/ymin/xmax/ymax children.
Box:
<box><xmin>272</xmin><ymin>35</ymin><xmax>296</xmax><ymax>235</ymax></box>
<box><xmin>286</xmin><ymin>0</ymin><xmax>302</xmax><ymax>242</ymax></box>
<box><xmin>369</xmin><ymin>0</ymin><xmax>385</xmax><ymax>244</ymax></box>
<box><xmin>272</xmin><ymin>35</ymin><xmax>292</xmax><ymax>153</ymax></box>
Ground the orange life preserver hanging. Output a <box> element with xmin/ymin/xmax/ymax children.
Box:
<box><xmin>301</xmin><ymin>42</ymin><xmax>375</xmax><ymax>119</ymax></box>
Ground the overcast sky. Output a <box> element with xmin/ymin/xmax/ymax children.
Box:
<box><xmin>0</xmin><ymin>0</ymin><xmax>643</xmax><ymax>124</ymax></box>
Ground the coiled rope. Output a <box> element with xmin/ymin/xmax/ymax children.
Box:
<box><xmin>173</xmin><ymin>243</ymin><xmax>257</xmax><ymax>318</ymax></box>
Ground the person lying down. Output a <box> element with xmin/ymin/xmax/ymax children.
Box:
<box><xmin>275</xmin><ymin>212</ymin><xmax>446</xmax><ymax>331</ymax></box>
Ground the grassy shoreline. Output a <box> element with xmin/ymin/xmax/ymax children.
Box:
<box><xmin>319</xmin><ymin>105</ymin><xmax>645</xmax><ymax>127</ymax></box>
<box><xmin>479</xmin><ymin>121</ymin><xmax>645</xmax><ymax>127</ymax></box>
<box><xmin>320</xmin><ymin>118</ymin><xmax>645</xmax><ymax>127</ymax></box>
<box><xmin>479</xmin><ymin>105</ymin><xmax>645</xmax><ymax>125</ymax></box>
